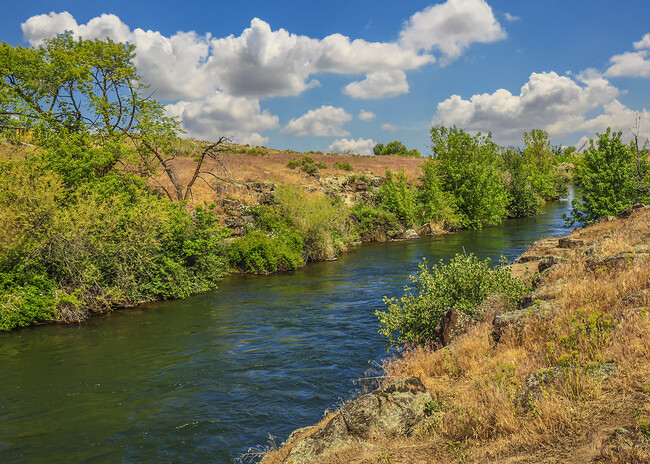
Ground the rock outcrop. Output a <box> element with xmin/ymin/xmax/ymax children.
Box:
<box><xmin>278</xmin><ymin>377</ymin><xmax>432</xmax><ymax>464</ymax></box>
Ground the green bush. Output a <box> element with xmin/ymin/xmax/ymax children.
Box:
<box><xmin>379</xmin><ymin>169</ymin><xmax>417</xmax><ymax>226</ymax></box>
<box><xmin>228</xmin><ymin>205</ymin><xmax>304</xmax><ymax>273</ymax></box>
<box><xmin>287</xmin><ymin>156</ymin><xmax>326</xmax><ymax>176</ymax></box>
<box><xmin>333</xmin><ymin>161</ymin><xmax>353</xmax><ymax>171</ymax></box>
<box><xmin>228</xmin><ymin>230</ymin><xmax>304</xmax><ymax>273</ymax></box>
<box><xmin>275</xmin><ymin>185</ymin><xmax>351</xmax><ymax>261</ymax></box>
<box><xmin>377</xmin><ymin>253</ymin><xmax>528</xmax><ymax>346</ymax></box>
<box><xmin>418</xmin><ymin>160</ymin><xmax>459</xmax><ymax>227</ymax></box>
<box><xmin>431</xmin><ymin>126</ymin><xmax>509</xmax><ymax>228</ymax></box>
<box><xmin>351</xmin><ymin>202</ymin><xmax>401</xmax><ymax>241</ymax></box>
<box><xmin>0</xmin><ymin>159</ymin><xmax>230</xmax><ymax>330</ymax></box>
<box><xmin>568</xmin><ymin>128</ymin><xmax>649</xmax><ymax>225</ymax></box>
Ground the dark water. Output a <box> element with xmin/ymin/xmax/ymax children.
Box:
<box><xmin>0</xmin><ymin>189</ymin><xmax>575</xmax><ymax>463</ymax></box>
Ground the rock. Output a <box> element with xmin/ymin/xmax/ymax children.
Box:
<box><xmin>538</xmin><ymin>255</ymin><xmax>564</xmax><ymax>273</ymax></box>
<box><xmin>437</xmin><ymin>307</ymin><xmax>458</xmax><ymax>347</ymax></box>
<box><xmin>354</xmin><ymin>181</ymin><xmax>367</xmax><ymax>192</ymax></box>
<box><xmin>492</xmin><ymin>306</ymin><xmax>536</xmax><ymax>343</ymax></box>
<box><xmin>558</xmin><ymin>237</ymin><xmax>585</xmax><ymax>249</ymax></box>
<box><xmin>602</xmin><ymin>252</ymin><xmax>636</xmax><ymax>270</ymax></box>
<box><xmin>223</xmin><ymin>215</ymin><xmax>254</xmax><ymax>236</ymax></box>
<box><xmin>257</xmin><ymin>192</ymin><xmax>274</xmax><ymax>205</ymax></box>
<box><xmin>401</xmin><ymin>229</ymin><xmax>419</xmax><ymax>240</ymax></box>
<box><xmin>283</xmin><ymin>377</ymin><xmax>433</xmax><ymax>464</ymax></box>
<box><xmin>520</xmin><ymin>362</ymin><xmax>616</xmax><ymax>406</ymax></box>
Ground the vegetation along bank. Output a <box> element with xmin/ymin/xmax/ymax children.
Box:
<box><xmin>1</xmin><ymin>33</ymin><xmax>648</xmax><ymax>333</ymax></box>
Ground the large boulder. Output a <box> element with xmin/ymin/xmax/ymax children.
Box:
<box><xmin>283</xmin><ymin>377</ymin><xmax>432</xmax><ymax>464</ymax></box>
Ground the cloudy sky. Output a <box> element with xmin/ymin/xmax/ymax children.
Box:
<box><xmin>3</xmin><ymin>0</ymin><xmax>650</xmax><ymax>155</ymax></box>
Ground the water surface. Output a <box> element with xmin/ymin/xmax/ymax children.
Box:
<box><xmin>0</xmin><ymin>190</ymin><xmax>574</xmax><ymax>463</ymax></box>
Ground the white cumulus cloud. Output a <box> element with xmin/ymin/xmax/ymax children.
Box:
<box><xmin>433</xmin><ymin>71</ymin><xmax>622</xmax><ymax>142</ymax></box>
<box><xmin>634</xmin><ymin>33</ymin><xmax>650</xmax><ymax>50</ymax></box>
<box><xmin>284</xmin><ymin>106</ymin><xmax>353</xmax><ymax>137</ymax></box>
<box><xmin>328</xmin><ymin>138</ymin><xmax>376</xmax><ymax>156</ymax></box>
<box><xmin>604</xmin><ymin>34</ymin><xmax>650</xmax><ymax>78</ymax></box>
<box><xmin>358</xmin><ymin>110</ymin><xmax>376</xmax><ymax>121</ymax></box>
<box><xmin>381</xmin><ymin>123</ymin><xmax>399</xmax><ymax>132</ymax></box>
<box><xmin>166</xmin><ymin>93</ymin><xmax>279</xmax><ymax>145</ymax></box>
<box><xmin>343</xmin><ymin>70</ymin><xmax>409</xmax><ymax>99</ymax></box>
<box><xmin>399</xmin><ymin>0</ymin><xmax>506</xmax><ymax>63</ymax></box>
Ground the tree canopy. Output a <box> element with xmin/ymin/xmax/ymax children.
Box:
<box><xmin>373</xmin><ymin>140</ymin><xmax>421</xmax><ymax>157</ymax></box>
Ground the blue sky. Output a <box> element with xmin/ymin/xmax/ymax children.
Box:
<box><xmin>3</xmin><ymin>0</ymin><xmax>650</xmax><ymax>155</ymax></box>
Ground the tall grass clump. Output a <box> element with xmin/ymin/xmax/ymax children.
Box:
<box><xmin>275</xmin><ymin>184</ymin><xmax>352</xmax><ymax>261</ymax></box>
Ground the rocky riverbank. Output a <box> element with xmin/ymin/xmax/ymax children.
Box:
<box><xmin>260</xmin><ymin>204</ymin><xmax>650</xmax><ymax>464</ymax></box>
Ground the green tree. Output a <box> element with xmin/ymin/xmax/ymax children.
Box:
<box><xmin>379</xmin><ymin>169</ymin><xmax>417</xmax><ymax>225</ymax></box>
<box><xmin>522</xmin><ymin>129</ymin><xmax>566</xmax><ymax>201</ymax></box>
<box><xmin>430</xmin><ymin>125</ymin><xmax>508</xmax><ymax>228</ymax></box>
<box><xmin>569</xmin><ymin>128</ymin><xmax>649</xmax><ymax>225</ymax></box>
<box><xmin>0</xmin><ymin>32</ymin><xmax>228</xmax><ymax>199</ymax></box>
<box><xmin>373</xmin><ymin>140</ymin><xmax>421</xmax><ymax>157</ymax></box>
<box><xmin>417</xmin><ymin>159</ymin><xmax>459</xmax><ymax>226</ymax></box>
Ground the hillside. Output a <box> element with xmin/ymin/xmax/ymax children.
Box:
<box><xmin>262</xmin><ymin>205</ymin><xmax>650</xmax><ymax>463</ymax></box>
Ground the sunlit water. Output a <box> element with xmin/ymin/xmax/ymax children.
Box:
<box><xmin>0</xmin><ymin>189</ymin><xmax>575</xmax><ymax>463</ymax></box>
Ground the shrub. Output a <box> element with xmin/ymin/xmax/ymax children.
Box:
<box><xmin>228</xmin><ymin>230</ymin><xmax>304</xmax><ymax>273</ymax></box>
<box><xmin>228</xmin><ymin>205</ymin><xmax>304</xmax><ymax>273</ymax></box>
<box><xmin>418</xmin><ymin>160</ymin><xmax>459</xmax><ymax>227</ymax></box>
<box><xmin>287</xmin><ymin>156</ymin><xmax>326</xmax><ymax>176</ymax></box>
<box><xmin>275</xmin><ymin>185</ymin><xmax>351</xmax><ymax>261</ymax></box>
<box><xmin>377</xmin><ymin>253</ymin><xmax>528</xmax><ymax>346</ymax></box>
<box><xmin>351</xmin><ymin>202</ymin><xmax>401</xmax><ymax>241</ymax></box>
<box><xmin>379</xmin><ymin>169</ymin><xmax>417</xmax><ymax>226</ymax></box>
<box><xmin>333</xmin><ymin>161</ymin><xmax>353</xmax><ymax>171</ymax></box>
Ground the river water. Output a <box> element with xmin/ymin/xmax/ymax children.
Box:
<box><xmin>0</xmin><ymin>190</ymin><xmax>575</xmax><ymax>463</ymax></box>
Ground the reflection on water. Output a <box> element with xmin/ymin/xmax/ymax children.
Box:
<box><xmin>0</xmin><ymin>189</ymin><xmax>574</xmax><ymax>463</ymax></box>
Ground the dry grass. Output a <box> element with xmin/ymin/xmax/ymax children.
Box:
<box><xmin>265</xmin><ymin>208</ymin><xmax>650</xmax><ymax>463</ymax></box>
<box><xmin>156</xmin><ymin>148</ymin><xmax>424</xmax><ymax>209</ymax></box>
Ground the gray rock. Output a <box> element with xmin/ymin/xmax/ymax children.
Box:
<box><xmin>402</xmin><ymin>229</ymin><xmax>419</xmax><ymax>239</ymax></box>
<box><xmin>558</xmin><ymin>237</ymin><xmax>585</xmax><ymax>249</ymax></box>
<box><xmin>284</xmin><ymin>377</ymin><xmax>432</xmax><ymax>464</ymax></box>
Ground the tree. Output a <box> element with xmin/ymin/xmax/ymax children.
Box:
<box><xmin>0</xmin><ymin>32</ymin><xmax>227</xmax><ymax>200</ymax></box>
<box><xmin>430</xmin><ymin>125</ymin><xmax>508</xmax><ymax>228</ymax></box>
<box><xmin>373</xmin><ymin>140</ymin><xmax>421</xmax><ymax>157</ymax></box>
<box><xmin>568</xmin><ymin>128</ymin><xmax>649</xmax><ymax>225</ymax></box>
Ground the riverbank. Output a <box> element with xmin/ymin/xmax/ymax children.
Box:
<box><xmin>261</xmin><ymin>204</ymin><xmax>650</xmax><ymax>463</ymax></box>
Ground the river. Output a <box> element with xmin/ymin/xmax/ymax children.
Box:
<box><xmin>0</xmin><ymin>189</ymin><xmax>575</xmax><ymax>463</ymax></box>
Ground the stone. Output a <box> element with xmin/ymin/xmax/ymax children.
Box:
<box><xmin>437</xmin><ymin>307</ymin><xmax>458</xmax><ymax>347</ymax></box>
<box><xmin>402</xmin><ymin>229</ymin><xmax>419</xmax><ymax>240</ymax></box>
<box><xmin>283</xmin><ymin>377</ymin><xmax>433</xmax><ymax>464</ymax></box>
<box><xmin>558</xmin><ymin>237</ymin><xmax>585</xmax><ymax>249</ymax></box>
<box><xmin>538</xmin><ymin>255</ymin><xmax>564</xmax><ymax>273</ymax></box>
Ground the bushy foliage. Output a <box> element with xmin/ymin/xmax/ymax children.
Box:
<box><xmin>287</xmin><ymin>156</ymin><xmax>326</xmax><ymax>176</ymax></box>
<box><xmin>418</xmin><ymin>160</ymin><xmax>459</xmax><ymax>227</ymax></box>
<box><xmin>275</xmin><ymin>185</ymin><xmax>351</xmax><ymax>261</ymax></box>
<box><xmin>377</xmin><ymin>253</ymin><xmax>528</xmax><ymax>346</ymax></box>
<box><xmin>333</xmin><ymin>161</ymin><xmax>353</xmax><ymax>171</ymax></box>
<box><xmin>373</xmin><ymin>141</ymin><xmax>421</xmax><ymax>157</ymax></box>
<box><xmin>0</xmin><ymin>158</ymin><xmax>229</xmax><ymax>330</ymax></box>
<box><xmin>431</xmin><ymin>126</ymin><xmax>509</xmax><ymax>228</ymax></box>
<box><xmin>228</xmin><ymin>230</ymin><xmax>303</xmax><ymax>274</ymax></box>
<box><xmin>569</xmin><ymin>128</ymin><xmax>650</xmax><ymax>225</ymax></box>
<box><xmin>228</xmin><ymin>205</ymin><xmax>304</xmax><ymax>273</ymax></box>
<box><xmin>379</xmin><ymin>169</ymin><xmax>417</xmax><ymax>226</ymax></box>
<box><xmin>351</xmin><ymin>202</ymin><xmax>401</xmax><ymax>242</ymax></box>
